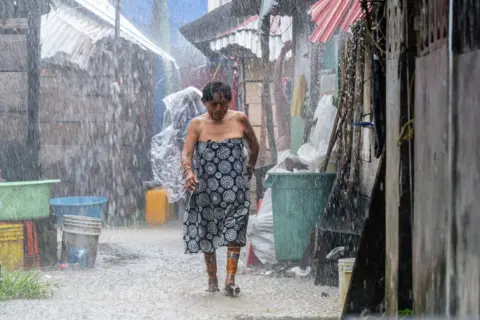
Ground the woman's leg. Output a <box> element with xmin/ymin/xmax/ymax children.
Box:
<box><xmin>225</xmin><ymin>246</ymin><xmax>241</xmax><ymax>293</ymax></box>
<box><xmin>204</xmin><ymin>251</ymin><xmax>219</xmax><ymax>292</ymax></box>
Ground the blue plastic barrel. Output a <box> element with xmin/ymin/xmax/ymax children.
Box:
<box><xmin>49</xmin><ymin>197</ymin><xmax>108</xmax><ymax>226</ymax></box>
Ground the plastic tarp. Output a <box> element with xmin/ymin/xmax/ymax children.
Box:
<box><xmin>149</xmin><ymin>87</ymin><xmax>206</xmax><ymax>202</ymax></box>
<box><xmin>247</xmin><ymin>188</ymin><xmax>277</xmax><ymax>265</ymax></box>
<box><xmin>297</xmin><ymin>95</ymin><xmax>338</xmax><ymax>171</ymax></box>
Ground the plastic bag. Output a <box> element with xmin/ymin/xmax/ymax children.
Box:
<box><xmin>297</xmin><ymin>95</ymin><xmax>337</xmax><ymax>169</ymax></box>
<box><xmin>149</xmin><ymin>87</ymin><xmax>206</xmax><ymax>203</ymax></box>
<box><xmin>248</xmin><ymin>188</ymin><xmax>277</xmax><ymax>265</ymax></box>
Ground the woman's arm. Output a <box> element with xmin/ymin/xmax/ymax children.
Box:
<box><xmin>239</xmin><ymin>113</ymin><xmax>260</xmax><ymax>178</ymax></box>
<box><xmin>182</xmin><ymin>118</ymin><xmax>200</xmax><ymax>191</ymax></box>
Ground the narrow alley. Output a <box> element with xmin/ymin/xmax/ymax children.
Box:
<box><xmin>0</xmin><ymin>223</ymin><xmax>341</xmax><ymax>320</ymax></box>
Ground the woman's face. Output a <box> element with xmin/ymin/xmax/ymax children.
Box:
<box><xmin>203</xmin><ymin>93</ymin><xmax>230</xmax><ymax>121</ymax></box>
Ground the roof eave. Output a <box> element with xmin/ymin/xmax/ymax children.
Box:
<box><xmin>180</xmin><ymin>3</ymin><xmax>245</xmax><ymax>44</ymax></box>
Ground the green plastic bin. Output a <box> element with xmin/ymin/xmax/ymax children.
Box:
<box><xmin>0</xmin><ymin>180</ymin><xmax>60</xmax><ymax>221</ymax></box>
<box><xmin>268</xmin><ymin>172</ymin><xmax>335</xmax><ymax>261</ymax></box>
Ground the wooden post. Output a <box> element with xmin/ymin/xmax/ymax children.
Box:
<box><xmin>26</xmin><ymin>1</ymin><xmax>42</xmax><ymax>179</ymax></box>
<box><xmin>347</xmin><ymin>24</ymin><xmax>365</xmax><ymax>193</ymax></box>
<box><xmin>260</xmin><ymin>15</ymin><xmax>277</xmax><ymax>164</ymax></box>
<box><xmin>114</xmin><ymin>0</ymin><xmax>121</xmax><ymax>83</ymax></box>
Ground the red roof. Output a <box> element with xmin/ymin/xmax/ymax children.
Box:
<box><xmin>308</xmin><ymin>0</ymin><xmax>367</xmax><ymax>43</ymax></box>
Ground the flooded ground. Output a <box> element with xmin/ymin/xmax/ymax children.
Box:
<box><xmin>0</xmin><ymin>223</ymin><xmax>341</xmax><ymax>319</ymax></box>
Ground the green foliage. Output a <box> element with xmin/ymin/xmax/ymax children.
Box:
<box><xmin>398</xmin><ymin>309</ymin><xmax>414</xmax><ymax>318</ymax></box>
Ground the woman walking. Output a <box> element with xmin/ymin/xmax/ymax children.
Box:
<box><xmin>182</xmin><ymin>82</ymin><xmax>259</xmax><ymax>296</ymax></box>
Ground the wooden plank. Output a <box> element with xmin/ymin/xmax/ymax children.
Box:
<box><xmin>0</xmin><ymin>34</ymin><xmax>27</xmax><ymax>71</ymax></box>
<box><xmin>0</xmin><ymin>112</ymin><xmax>27</xmax><ymax>141</ymax></box>
<box><xmin>454</xmin><ymin>49</ymin><xmax>480</xmax><ymax>315</ymax></box>
<box><xmin>412</xmin><ymin>46</ymin><xmax>449</xmax><ymax>315</ymax></box>
<box><xmin>363</xmin><ymin>41</ymin><xmax>373</xmax><ymax>116</ymax></box>
<box><xmin>40</xmin><ymin>93</ymin><xmax>107</xmax><ymax>122</ymax></box>
<box><xmin>385</xmin><ymin>0</ymin><xmax>403</xmax><ymax>314</ymax></box>
<box><xmin>359</xmin><ymin>124</ymin><xmax>381</xmax><ymax>199</ymax></box>
<box><xmin>0</xmin><ymin>72</ymin><xmax>27</xmax><ymax>108</ymax></box>
<box><xmin>0</xmin><ymin>18</ymin><xmax>28</xmax><ymax>29</ymax></box>
<box><xmin>343</xmin><ymin>156</ymin><xmax>386</xmax><ymax>316</ymax></box>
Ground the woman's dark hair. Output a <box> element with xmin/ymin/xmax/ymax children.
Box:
<box><xmin>202</xmin><ymin>81</ymin><xmax>232</xmax><ymax>102</ymax></box>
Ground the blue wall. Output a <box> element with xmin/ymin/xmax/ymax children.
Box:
<box><xmin>120</xmin><ymin>0</ymin><xmax>208</xmax><ymax>45</ymax></box>
<box><xmin>119</xmin><ymin>0</ymin><xmax>208</xmax><ymax>134</ymax></box>
<box><xmin>168</xmin><ymin>0</ymin><xmax>208</xmax><ymax>45</ymax></box>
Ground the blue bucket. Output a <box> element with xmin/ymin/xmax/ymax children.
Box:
<box><xmin>50</xmin><ymin>196</ymin><xmax>108</xmax><ymax>226</ymax></box>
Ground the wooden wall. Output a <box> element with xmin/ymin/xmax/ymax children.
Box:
<box><xmin>414</xmin><ymin>5</ymin><xmax>480</xmax><ymax>314</ymax></box>
<box><xmin>0</xmin><ymin>19</ymin><xmax>31</xmax><ymax>180</ymax></box>
<box><xmin>413</xmin><ymin>45</ymin><xmax>449</xmax><ymax>315</ymax></box>
<box><xmin>38</xmin><ymin>40</ymin><xmax>156</xmax><ymax>224</ymax></box>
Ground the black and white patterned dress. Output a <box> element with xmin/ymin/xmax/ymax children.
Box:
<box><xmin>183</xmin><ymin>138</ymin><xmax>250</xmax><ymax>254</ymax></box>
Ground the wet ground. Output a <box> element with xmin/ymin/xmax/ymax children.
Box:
<box><xmin>0</xmin><ymin>222</ymin><xmax>341</xmax><ymax>319</ymax></box>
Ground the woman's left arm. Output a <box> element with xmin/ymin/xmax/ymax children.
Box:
<box><xmin>239</xmin><ymin>113</ymin><xmax>260</xmax><ymax>179</ymax></box>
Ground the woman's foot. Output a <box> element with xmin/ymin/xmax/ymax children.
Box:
<box><xmin>204</xmin><ymin>252</ymin><xmax>218</xmax><ymax>292</ymax></box>
<box><xmin>206</xmin><ymin>278</ymin><xmax>219</xmax><ymax>292</ymax></box>
<box><xmin>224</xmin><ymin>275</ymin><xmax>240</xmax><ymax>297</ymax></box>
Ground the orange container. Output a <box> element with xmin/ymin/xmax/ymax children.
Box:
<box><xmin>145</xmin><ymin>188</ymin><xmax>170</xmax><ymax>225</ymax></box>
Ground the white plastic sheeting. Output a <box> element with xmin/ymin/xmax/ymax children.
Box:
<box><xmin>297</xmin><ymin>95</ymin><xmax>338</xmax><ymax>171</ymax></box>
<box><xmin>149</xmin><ymin>87</ymin><xmax>206</xmax><ymax>202</ymax></box>
<box><xmin>247</xmin><ymin>188</ymin><xmax>277</xmax><ymax>265</ymax></box>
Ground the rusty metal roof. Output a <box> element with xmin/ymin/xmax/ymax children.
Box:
<box><xmin>308</xmin><ymin>0</ymin><xmax>366</xmax><ymax>43</ymax></box>
<box><xmin>41</xmin><ymin>0</ymin><xmax>176</xmax><ymax>69</ymax></box>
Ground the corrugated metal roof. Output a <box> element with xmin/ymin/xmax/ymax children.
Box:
<box><xmin>209</xmin><ymin>15</ymin><xmax>292</xmax><ymax>61</ymax></box>
<box><xmin>180</xmin><ymin>2</ymin><xmax>292</xmax><ymax>62</ymax></box>
<box><xmin>308</xmin><ymin>0</ymin><xmax>366</xmax><ymax>43</ymax></box>
<box><xmin>41</xmin><ymin>0</ymin><xmax>176</xmax><ymax>69</ymax></box>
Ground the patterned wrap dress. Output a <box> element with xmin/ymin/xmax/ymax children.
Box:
<box><xmin>183</xmin><ymin>138</ymin><xmax>251</xmax><ymax>254</ymax></box>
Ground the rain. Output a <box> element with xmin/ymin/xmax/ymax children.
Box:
<box><xmin>1</xmin><ymin>0</ymin><xmax>479</xmax><ymax>319</ymax></box>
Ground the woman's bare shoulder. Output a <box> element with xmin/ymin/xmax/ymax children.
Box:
<box><xmin>190</xmin><ymin>114</ymin><xmax>208</xmax><ymax>124</ymax></box>
<box><xmin>231</xmin><ymin>111</ymin><xmax>248</xmax><ymax>121</ymax></box>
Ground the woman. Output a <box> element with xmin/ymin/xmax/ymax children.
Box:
<box><xmin>182</xmin><ymin>81</ymin><xmax>260</xmax><ymax>296</ymax></box>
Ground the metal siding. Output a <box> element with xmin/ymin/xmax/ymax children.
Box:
<box><xmin>209</xmin><ymin>15</ymin><xmax>293</xmax><ymax>61</ymax></box>
<box><xmin>41</xmin><ymin>1</ymin><xmax>176</xmax><ymax>70</ymax></box>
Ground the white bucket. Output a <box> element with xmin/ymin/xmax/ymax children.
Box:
<box><xmin>338</xmin><ymin>258</ymin><xmax>355</xmax><ymax>306</ymax></box>
<box><xmin>61</xmin><ymin>215</ymin><xmax>102</xmax><ymax>268</ymax></box>
<box><xmin>62</xmin><ymin>215</ymin><xmax>101</xmax><ymax>236</ymax></box>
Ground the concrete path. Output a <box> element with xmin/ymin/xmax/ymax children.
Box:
<box><xmin>0</xmin><ymin>222</ymin><xmax>341</xmax><ymax>319</ymax></box>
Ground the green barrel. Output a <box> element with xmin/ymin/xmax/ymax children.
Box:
<box><xmin>0</xmin><ymin>180</ymin><xmax>60</xmax><ymax>221</ymax></box>
<box><xmin>268</xmin><ymin>172</ymin><xmax>335</xmax><ymax>261</ymax></box>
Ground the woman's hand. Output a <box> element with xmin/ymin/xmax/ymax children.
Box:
<box><xmin>182</xmin><ymin>119</ymin><xmax>199</xmax><ymax>192</ymax></box>
<box><xmin>246</xmin><ymin>165</ymin><xmax>254</xmax><ymax>181</ymax></box>
<box><xmin>185</xmin><ymin>170</ymin><xmax>198</xmax><ymax>192</ymax></box>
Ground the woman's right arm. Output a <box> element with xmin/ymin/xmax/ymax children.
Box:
<box><xmin>182</xmin><ymin>118</ymin><xmax>200</xmax><ymax>191</ymax></box>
